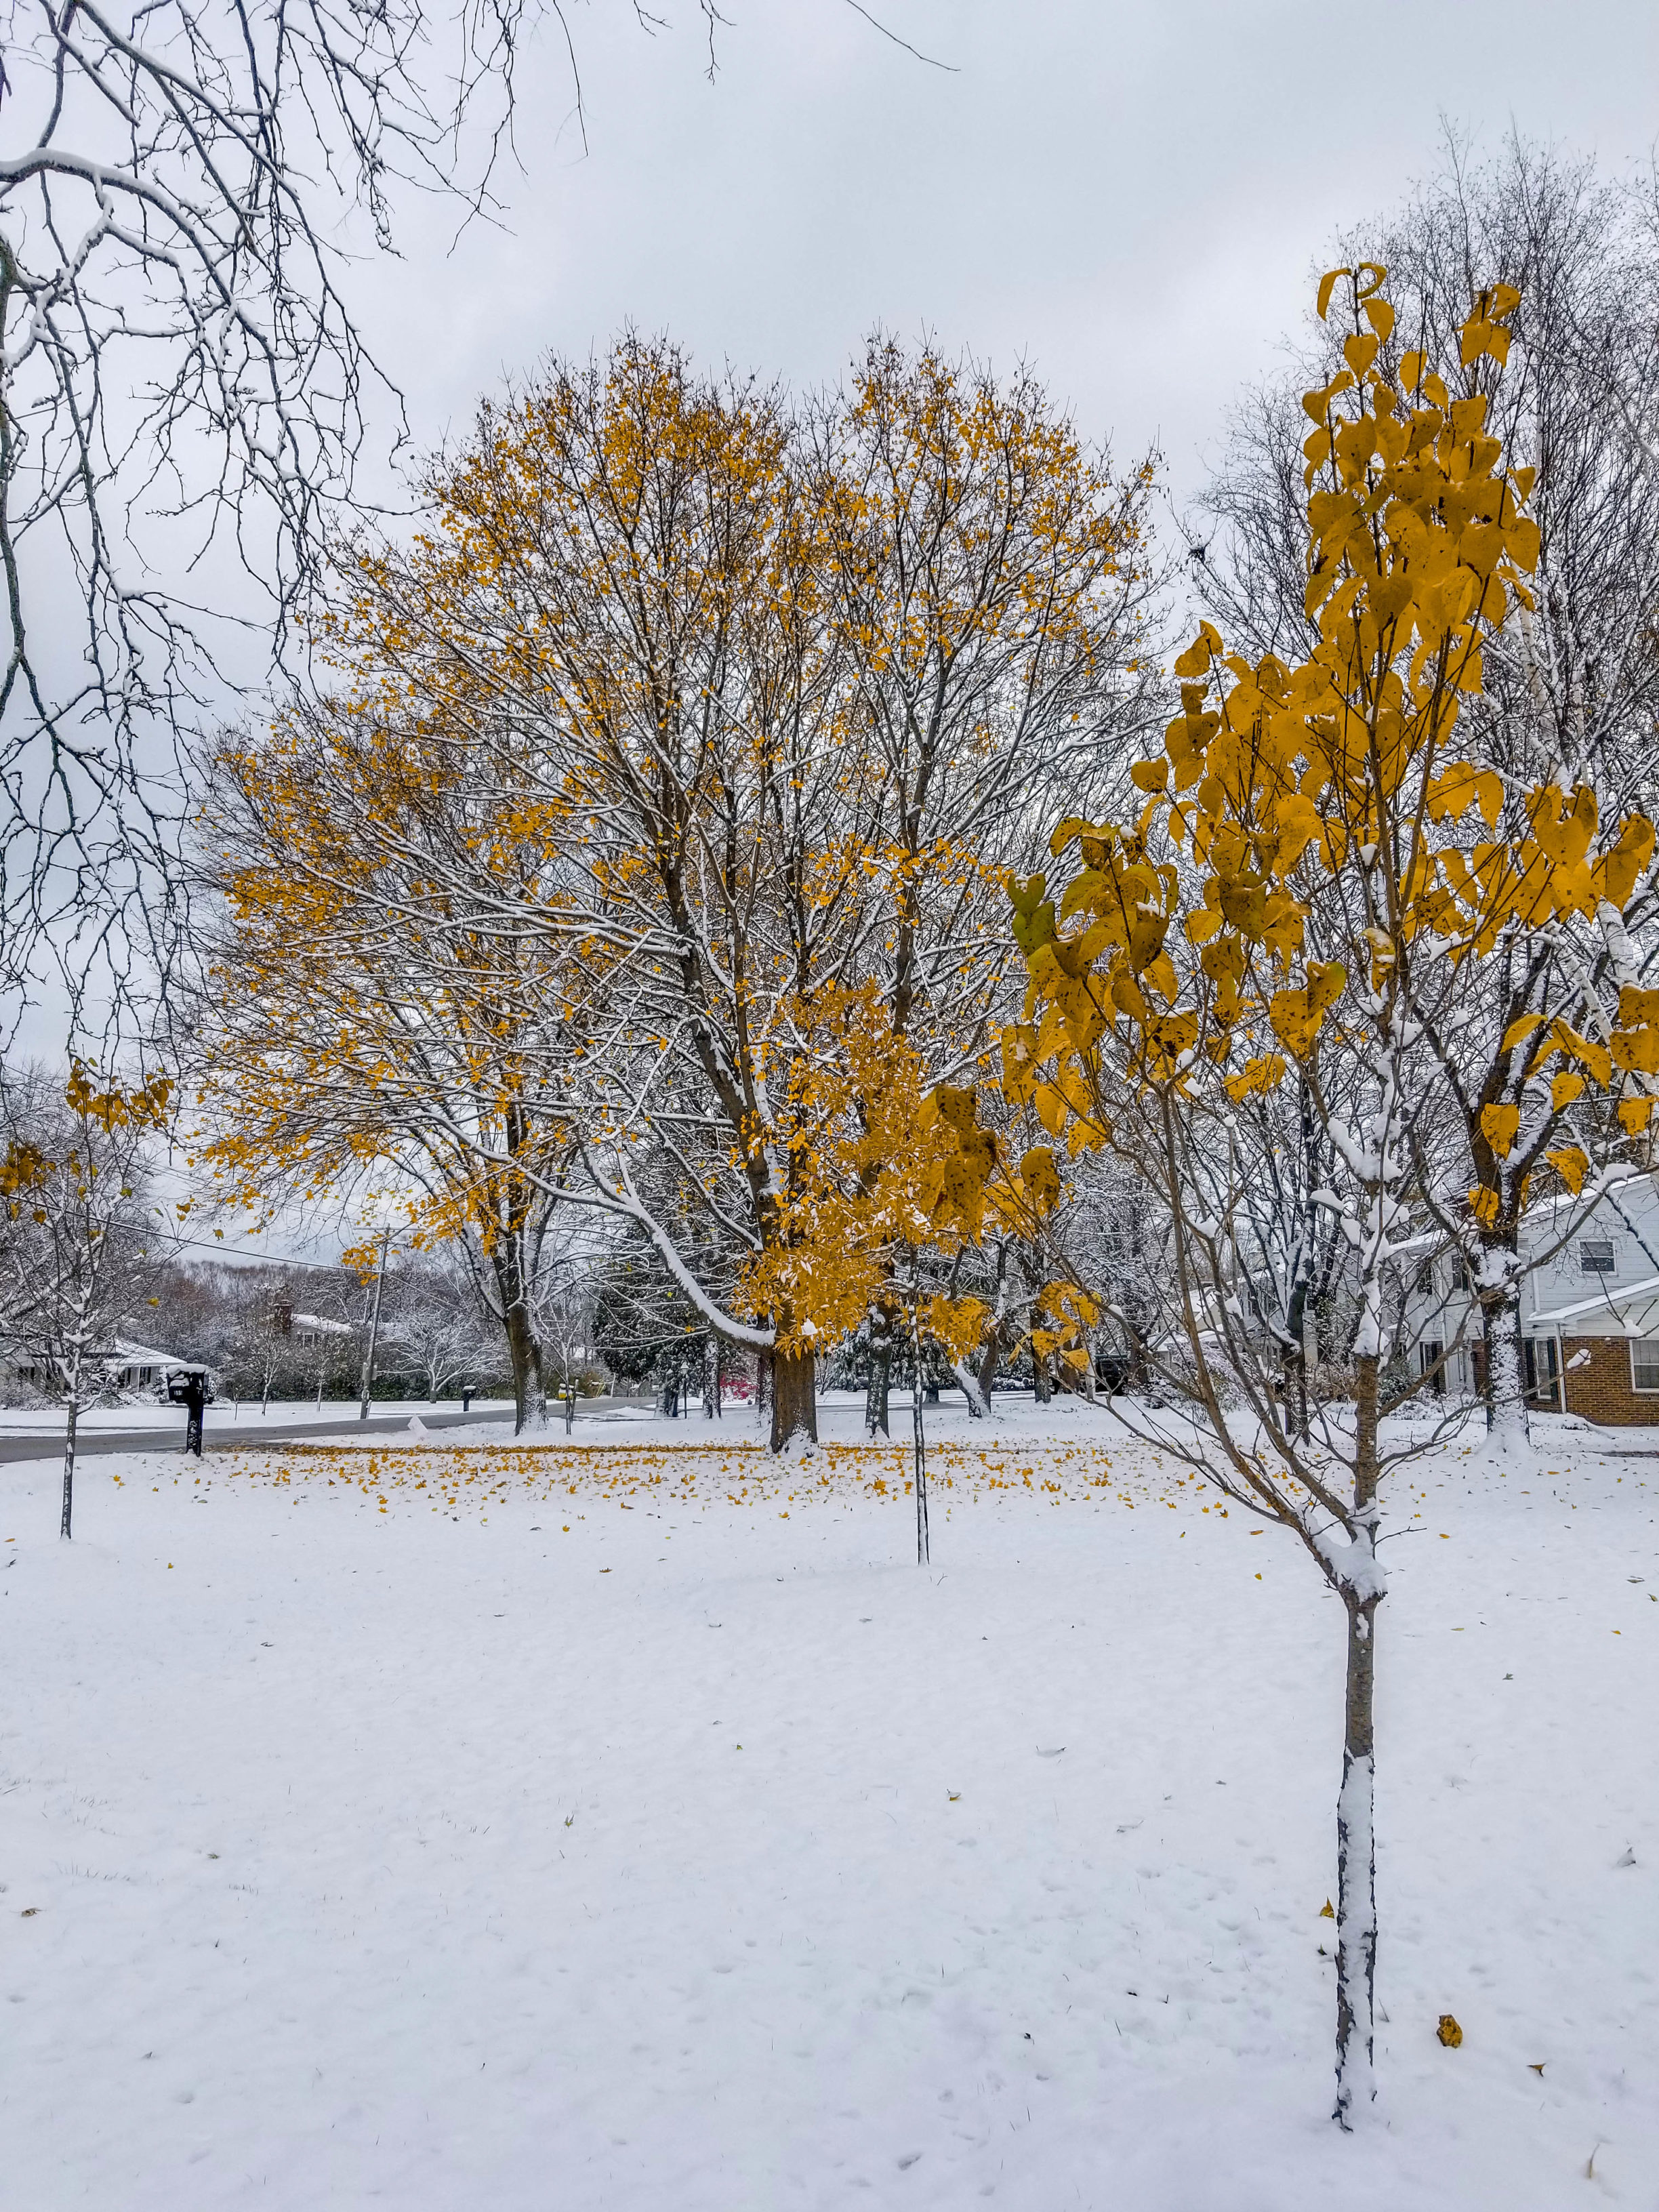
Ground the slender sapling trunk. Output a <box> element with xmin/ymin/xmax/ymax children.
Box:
<box><xmin>911</xmin><ymin>1290</ymin><xmax>929</xmax><ymax>1565</ymax></box>
<box><xmin>1334</xmin><ymin>1349</ymin><xmax>1385</xmax><ymax>2127</ymax></box>
<box><xmin>60</xmin><ymin>1393</ymin><xmax>78</xmax><ymax>1541</ymax></box>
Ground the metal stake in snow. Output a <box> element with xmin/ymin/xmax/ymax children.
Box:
<box><xmin>910</xmin><ymin>1271</ymin><xmax>929</xmax><ymax>1565</ymax></box>
<box><xmin>359</xmin><ymin>1227</ymin><xmax>390</xmax><ymax>1422</ymax></box>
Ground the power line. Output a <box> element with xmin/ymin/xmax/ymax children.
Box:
<box><xmin>167</xmin><ymin>1232</ymin><xmax>351</xmax><ymax>1271</ymax></box>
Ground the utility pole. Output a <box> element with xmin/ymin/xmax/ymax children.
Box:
<box><xmin>359</xmin><ymin>1227</ymin><xmax>390</xmax><ymax>1421</ymax></box>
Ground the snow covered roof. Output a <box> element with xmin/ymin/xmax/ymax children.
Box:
<box><xmin>107</xmin><ymin>1337</ymin><xmax>211</xmax><ymax>1372</ymax></box>
<box><xmin>1395</xmin><ymin>1172</ymin><xmax>1659</xmax><ymax>1267</ymax></box>
<box><xmin>1530</xmin><ymin>1275</ymin><xmax>1659</xmax><ymax>1329</ymax></box>
<box><xmin>291</xmin><ymin>1311</ymin><xmax>357</xmax><ymax>1337</ymax></box>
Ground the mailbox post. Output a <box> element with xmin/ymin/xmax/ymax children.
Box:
<box><xmin>167</xmin><ymin>1368</ymin><xmax>209</xmax><ymax>1456</ymax></box>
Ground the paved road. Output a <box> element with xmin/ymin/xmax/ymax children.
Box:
<box><xmin>0</xmin><ymin>1406</ymin><xmax>519</xmax><ymax>1467</ymax></box>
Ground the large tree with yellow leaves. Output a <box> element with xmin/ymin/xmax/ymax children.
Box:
<box><xmin>203</xmin><ymin>334</ymin><xmax>1153</xmax><ymax>1450</ymax></box>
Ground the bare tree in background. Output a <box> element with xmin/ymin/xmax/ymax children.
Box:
<box><xmin>0</xmin><ymin>1057</ymin><xmax>173</xmax><ymax>1534</ymax></box>
<box><xmin>382</xmin><ymin>1248</ymin><xmax>500</xmax><ymax>1401</ymax></box>
<box><xmin>1194</xmin><ymin>134</ymin><xmax>1659</xmax><ymax>814</ymax></box>
<box><xmin>0</xmin><ymin>0</ymin><xmax>754</xmax><ymax>1021</ymax></box>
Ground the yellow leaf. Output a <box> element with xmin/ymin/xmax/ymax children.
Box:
<box><xmin>1550</xmin><ymin>1071</ymin><xmax>1584</xmax><ymax>1111</ymax></box>
<box><xmin>1500</xmin><ymin>1013</ymin><xmax>1545</xmax><ymax>1052</ymax></box>
<box><xmin>1598</xmin><ymin>814</ymin><xmax>1656</xmax><ymax>907</ymax></box>
<box><xmin>1273</xmin><ymin>791</ymin><xmax>1326</xmax><ymax>872</ymax></box>
<box><xmin>1172</xmin><ymin>623</ymin><xmax>1221</xmax><ymax>680</ymax></box>
<box><xmin>1549</xmin><ymin>1024</ymin><xmax>1610</xmax><ymax>1087</ymax></box>
<box><xmin>1437</xmin><ymin>2015</ymin><xmax>1464</xmax><ymax>2049</ymax></box>
<box><xmin>1546</xmin><ymin>1145</ymin><xmax>1589</xmax><ymax>1193</ymax></box>
<box><xmin>1505</xmin><ymin>516</ymin><xmax>1541</xmax><ymax>572</ymax></box>
<box><xmin>1315</xmin><ymin>267</ymin><xmax>1351</xmax><ymax>321</ymax></box>
<box><xmin>1361</xmin><ymin>295</ymin><xmax>1396</xmax><ymax>344</ymax></box>
<box><xmin>1020</xmin><ymin>1145</ymin><xmax>1063</xmax><ymax>1211</ymax></box>
<box><xmin>1224</xmin><ymin>1054</ymin><xmax>1288</xmax><ymax>1104</ymax></box>
<box><xmin>1614</xmin><ymin>1024</ymin><xmax>1659</xmax><ymax>1076</ymax></box>
<box><xmin>1480</xmin><ymin>1103</ymin><xmax>1520</xmax><ymax>1158</ymax></box>
<box><xmin>1618</xmin><ymin>1097</ymin><xmax>1655</xmax><ymax>1135</ymax></box>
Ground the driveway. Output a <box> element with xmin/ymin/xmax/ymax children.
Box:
<box><xmin>0</xmin><ymin>1406</ymin><xmax>520</xmax><ymax>1467</ymax></box>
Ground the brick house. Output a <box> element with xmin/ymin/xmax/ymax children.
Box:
<box><xmin>1409</xmin><ymin>1174</ymin><xmax>1659</xmax><ymax>1426</ymax></box>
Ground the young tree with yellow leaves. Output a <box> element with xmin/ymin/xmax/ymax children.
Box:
<box><xmin>739</xmin><ymin>983</ymin><xmax>998</xmax><ymax>1530</ymax></box>
<box><xmin>1196</xmin><ymin>142</ymin><xmax>1659</xmax><ymax>1434</ymax></box>
<box><xmin>1005</xmin><ymin>269</ymin><xmax>1656</xmax><ymax>2122</ymax></box>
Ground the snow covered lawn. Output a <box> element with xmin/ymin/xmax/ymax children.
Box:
<box><xmin>3</xmin><ymin>1399</ymin><xmax>1656</xmax><ymax>2209</ymax></box>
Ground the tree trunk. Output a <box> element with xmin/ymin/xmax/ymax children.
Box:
<box><xmin>865</xmin><ymin>1302</ymin><xmax>893</xmax><ymax>1437</ymax></box>
<box><xmin>1334</xmin><ymin>1591</ymin><xmax>1380</xmax><ymax>2127</ymax></box>
<box><xmin>1286</xmin><ymin>1071</ymin><xmax>1321</xmax><ymax>1441</ymax></box>
<box><xmin>1479</xmin><ymin>1250</ymin><xmax>1530</xmax><ymax>1448</ymax></box>
<box><xmin>769</xmin><ymin>1348</ymin><xmax>817</xmax><ymax>1451</ymax></box>
<box><xmin>704</xmin><ymin>1334</ymin><xmax>720</xmax><ymax>1418</ymax></box>
<box><xmin>60</xmin><ymin>1394</ymin><xmax>77</xmax><ymax>1541</ymax></box>
<box><xmin>951</xmin><ymin>1359</ymin><xmax>990</xmax><ymax>1417</ymax></box>
<box><xmin>975</xmin><ymin>1328</ymin><xmax>999</xmax><ymax>1407</ymax></box>
<box><xmin>501</xmin><ymin>1294</ymin><xmax>546</xmax><ymax>1435</ymax></box>
<box><xmin>1334</xmin><ymin>1347</ymin><xmax>1383</xmax><ymax>2127</ymax></box>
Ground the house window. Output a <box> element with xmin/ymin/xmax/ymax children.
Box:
<box><xmin>1580</xmin><ymin>1240</ymin><xmax>1616</xmax><ymax>1275</ymax></box>
<box><xmin>1632</xmin><ymin>1342</ymin><xmax>1659</xmax><ymax>1393</ymax></box>
<box><xmin>1523</xmin><ymin>1338</ymin><xmax>1559</xmax><ymax>1409</ymax></box>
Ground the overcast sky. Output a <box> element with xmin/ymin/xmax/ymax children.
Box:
<box><xmin>23</xmin><ymin>1</ymin><xmax>1659</xmax><ymax>1204</ymax></box>
<box><xmin>356</xmin><ymin>0</ymin><xmax>1659</xmax><ymax>509</ymax></box>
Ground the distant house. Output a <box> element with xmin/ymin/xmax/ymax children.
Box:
<box><xmin>288</xmin><ymin>1311</ymin><xmax>359</xmax><ymax>1349</ymax></box>
<box><xmin>0</xmin><ymin>1336</ymin><xmax>213</xmax><ymax>1398</ymax></box>
<box><xmin>105</xmin><ymin>1338</ymin><xmax>215</xmax><ymax>1395</ymax></box>
<box><xmin>1407</xmin><ymin>1174</ymin><xmax>1659</xmax><ymax>1425</ymax></box>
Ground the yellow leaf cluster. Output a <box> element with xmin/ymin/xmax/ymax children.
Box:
<box><xmin>1006</xmin><ymin>270</ymin><xmax>1657</xmax><ymax>1204</ymax></box>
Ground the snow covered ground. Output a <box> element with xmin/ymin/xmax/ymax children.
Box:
<box><xmin>3</xmin><ymin>1393</ymin><xmax>1656</xmax><ymax>2209</ymax></box>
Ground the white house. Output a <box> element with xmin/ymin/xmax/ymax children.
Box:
<box><xmin>1410</xmin><ymin>1173</ymin><xmax>1659</xmax><ymax>1425</ymax></box>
